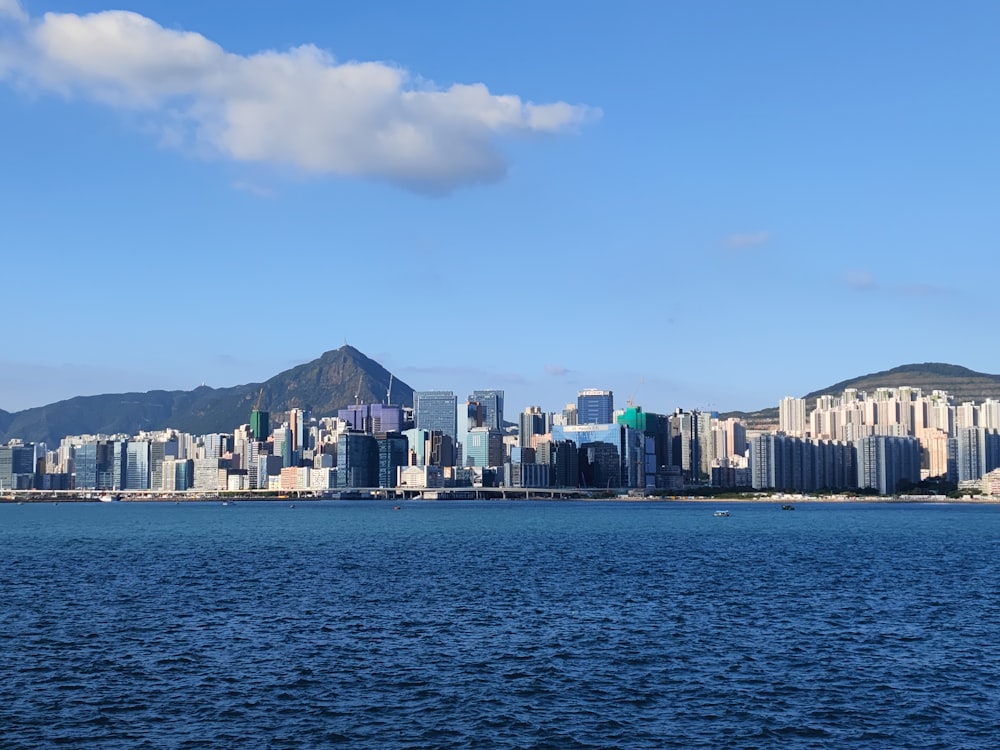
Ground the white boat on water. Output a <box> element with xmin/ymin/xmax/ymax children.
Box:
<box><xmin>99</xmin><ymin>494</ymin><xmax>120</xmax><ymax>503</ymax></box>
<box><xmin>713</xmin><ymin>510</ymin><xmax>730</xmax><ymax>517</ymax></box>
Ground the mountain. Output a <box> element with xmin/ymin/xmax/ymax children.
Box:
<box><xmin>802</xmin><ymin>363</ymin><xmax>1000</xmax><ymax>403</ymax></box>
<box><xmin>0</xmin><ymin>346</ymin><xmax>413</xmax><ymax>446</ymax></box>
<box><xmin>724</xmin><ymin>362</ymin><xmax>1000</xmax><ymax>427</ymax></box>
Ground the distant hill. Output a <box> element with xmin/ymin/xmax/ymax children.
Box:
<box><xmin>802</xmin><ymin>363</ymin><xmax>1000</xmax><ymax>403</ymax></box>
<box><xmin>0</xmin><ymin>346</ymin><xmax>413</xmax><ymax>446</ymax></box>
<box><xmin>722</xmin><ymin>362</ymin><xmax>1000</xmax><ymax>427</ymax></box>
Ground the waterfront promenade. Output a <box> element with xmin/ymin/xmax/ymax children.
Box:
<box><xmin>3</xmin><ymin>489</ymin><xmax>999</xmax><ymax>504</ymax></box>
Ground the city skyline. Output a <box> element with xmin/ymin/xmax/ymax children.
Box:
<box><xmin>2</xmin><ymin>2</ymin><xmax>999</xmax><ymax>414</ymax></box>
<box><xmin>10</xmin><ymin>379</ymin><xmax>1000</xmax><ymax>497</ymax></box>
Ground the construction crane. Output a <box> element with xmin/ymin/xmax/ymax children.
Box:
<box><xmin>253</xmin><ymin>387</ymin><xmax>263</xmax><ymax>412</ymax></box>
<box><xmin>627</xmin><ymin>377</ymin><xmax>644</xmax><ymax>407</ymax></box>
<box><xmin>386</xmin><ymin>374</ymin><xmax>393</xmax><ymax>405</ymax></box>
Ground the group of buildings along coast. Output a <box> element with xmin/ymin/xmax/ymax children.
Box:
<box><xmin>3</xmin><ymin>384</ymin><xmax>1000</xmax><ymax>497</ymax></box>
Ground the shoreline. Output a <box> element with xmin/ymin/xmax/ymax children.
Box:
<box><xmin>2</xmin><ymin>492</ymin><xmax>999</xmax><ymax>505</ymax></box>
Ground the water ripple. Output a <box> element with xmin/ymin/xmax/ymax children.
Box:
<box><xmin>1</xmin><ymin>501</ymin><xmax>999</xmax><ymax>748</ymax></box>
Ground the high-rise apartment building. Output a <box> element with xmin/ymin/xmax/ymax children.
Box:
<box><xmin>750</xmin><ymin>434</ymin><xmax>857</xmax><ymax>492</ymax></box>
<box><xmin>779</xmin><ymin>397</ymin><xmax>808</xmax><ymax>437</ymax></box>
<box><xmin>856</xmin><ymin>436</ymin><xmax>921</xmax><ymax>494</ymax></box>
<box><xmin>955</xmin><ymin>427</ymin><xmax>1000</xmax><ymax>483</ymax></box>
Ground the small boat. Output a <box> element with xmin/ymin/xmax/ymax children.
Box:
<box><xmin>713</xmin><ymin>510</ymin><xmax>730</xmax><ymax>517</ymax></box>
<box><xmin>781</xmin><ymin>504</ymin><xmax>795</xmax><ymax>511</ymax></box>
<box><xmin>99</xmin><ymin>494</ymin><xmax>120</xmax><ymax>503</ymax></box>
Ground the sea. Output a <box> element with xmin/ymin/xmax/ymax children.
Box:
<box><xmin>1</xmin><ymin>500</ymin><xmax>999</xmax><ymax>749</ymax></box>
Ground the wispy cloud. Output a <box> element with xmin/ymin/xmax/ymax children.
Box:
<box><xmin>545</xmin><ymin>364</ymin><xmax>570</xmax><ymax>377</ymax></box>
<box><xmin>842</xmin><ymin>270</ymin><xmax>950</xmax><ymax>297</ymax></box>
<box><xmin>726</xmin><ymin>230</ymin><xmax>770</xmax><ymax>250</ymax></box>
<box><xmin>0</xmin><ymin>0</ymin><xmax>27</xmax><ymax>23</ymax></box>
<box><xmin>0</xmin><ymin>8</ymin><xmax>599</xmax><ymax>193</ymax></box>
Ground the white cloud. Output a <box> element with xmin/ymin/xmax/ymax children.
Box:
<box><xmin>1</xmin><ymin>9</ymin><xmax>599</xmax><ymax>192</ymax></box>
<box><xmin>545</xmin><ymin>364</ymin><xmax>569</xmax><ymax>377</ymax></box>
<box><xmin>0</xmin><ymin>0</ymin><xmax>27</xmax><ymax>23</ymax></box>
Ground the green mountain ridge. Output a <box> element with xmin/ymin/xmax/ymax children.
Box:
<box><xmin>5</xmin><ymin>359</ymin><xmax>999</xmax><ymax>445</ymax></box>
<box><xmin>0</xmin><ymin>346</ymin><xmax>414</xmax><ymax>446</ymax></box>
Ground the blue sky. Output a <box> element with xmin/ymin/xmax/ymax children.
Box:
<box><xmin>1</xmin><ymin>1</ymin><xmax>998</xmax><ymax>416</ymax></box>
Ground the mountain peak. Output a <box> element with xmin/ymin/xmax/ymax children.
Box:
<box><xmin>0</xmin><ymin>347</ymin><xmax>414</xmax><ymax>445</ymax></box>
<box><xmin>880</xmin><ymin>362</ymin><xmax>983</xmax><ymax>378</ymax></box>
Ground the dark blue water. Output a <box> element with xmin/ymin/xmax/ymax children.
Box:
<box><xmin>2</xmin><ymin>501</ymin><xmax>999</xmax><ymax>749</ymax></box>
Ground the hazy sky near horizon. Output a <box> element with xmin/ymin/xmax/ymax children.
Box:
<box><xmin>1</xmin><ymin>1</ymin><xmax>998</xmax><ymax>416</ymax></box>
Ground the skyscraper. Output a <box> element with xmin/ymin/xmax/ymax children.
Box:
<box><xmin>125</xmin><ymin>441</ymin><xmax>151</xmax><ymax>490</ymax></box>
<box><xmin>779</xmin><ymin>397</ymin><xmax>808</xmax><ymax>437</ymax></box>
<box><xmin>669</xmin><ymin>409</ymin><xmax>700</xmax><ymax>480</ymax></box>
<box><xmin>289</xmin><ymin>408</ymin><xmax>305</xmax><ymax>451</ymax></box>
<box><xmin>955</xmin><ymin>427</ymin><xmax>1000</xmax><ymax>482</ymax></box>
<box><xmin>470</xmin><ymin>390</ymin><xmax>504</xmax><ymax>431</ymax></box>
<box><xmin>376</xmin><ymin>433</ymin><xmax>408</xmax><ymax>488</ymax></box>
<box><xmin>856</xmin><ymin>436</ymin><xmax>921</xmax><ymax>494</ymax></box>
<box><xmin>414</xmin><ymin>391</ymin><xmax>458</xmax><ymax>444</ymax></box>
<box><xmin>464</xmin><ymin>427</ymin><xmax>504</xmax><ymax>468</ymax></box>
<box><xmin>250</xmin><ymin>409</ymin><xmax>270</xmax><ymax>441</ymax></box>
<box><xmin>0</xmin><ymin>444</ymin><xmax>35</xmax><ymax>491</ymax></box>
<box><xmin>577</xmin><ymin>389</ymin><xmax>613</xmax><ymax>425</ymax></box>
<box><xmin>337</xmin><ymin>432</ymin><xmax>378</xmax><ymax>488</ymax></box>
<box><xmin>519</xmin><ymin>406</ymin><xmax>546</xmax><ymax>448</ymax></box>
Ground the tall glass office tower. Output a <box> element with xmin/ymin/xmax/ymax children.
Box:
<box><xmin>469</xmin><ymin>389</ymin><xmax>504</xmax><ymax>431</ymax></box>
<box><xmin>414</xmin><ymin>391</ymin><xmax>458</xmax><ymax>443</ymax></box>
<box><xmin>577</xmin><ymin>389</ymin><xmax>614</xmax><ymax>425</ymax></box>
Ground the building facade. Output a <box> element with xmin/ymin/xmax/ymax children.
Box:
<box><xmin>577</xmin><ymin>389</ymin><xmax>613</xmax><ymax>425</ymax></box>
<box><xmin>414</xmin><ymin>391</ymin><xmax>458</xmax><ymax>444</ymax></box>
